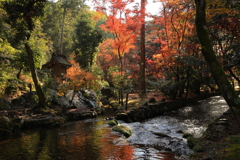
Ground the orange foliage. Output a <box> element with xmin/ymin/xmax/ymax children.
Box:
<box><xmin>59</xmin><ymin>54</ymin><xmax>100</xmax><ymax>94</ymax></box>
<box><xmin>100</xmin><ymin>15</ymin><xmax>137</xmax><ymax>58</ymax></box>
<box><xmin>98</xmin><ymin>0</ymin><xmax>140</xmax><ymax>60</ymax></box>
<box><xmin>148</xmin><ymin>0</ymin><xmax>197</xmax><ymax>78</ymax></box>
<box><xmin>97</xmin><ymin>38</ymin><xmax>118</xmax><ymax>70</ymax></box>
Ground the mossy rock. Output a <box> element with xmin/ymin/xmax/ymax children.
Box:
<box><xmin>112</xmin><ymin>125</ymin><xmax>132</xmax><ymax>138</ymax></box>
<box><xmin>108</xmin><ymin>119</ymin><xmax>118</xmax><ymax>126</ymax></box>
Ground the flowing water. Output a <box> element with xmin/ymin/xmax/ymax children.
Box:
<box><xmin>0</xmin><ymin>96</ymin><xmax>228</xmax><ymax>160</ymax></box>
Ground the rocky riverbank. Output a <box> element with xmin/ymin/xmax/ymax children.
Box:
<box><xmin>114</xmin><ymin>92</ymin><xmax>220</xmax><ymax>122</ymax></box>
<box><xmin>1</xmin><ymin>89</ymin><xmax>237</xmax><ymax>160</ymax></box>
<box><xmin>0</xmin><ymin>89</ymin><xmax>104</xmax><ymax>138</ymax></box>
<box><xmin>109</xmin><ymin>92</ymin><xmax>240</xmax><ymax>160</ymax></box>
<box><xmin>187</xmin><ymin>108</ymin><xmax>240</xmax><ymax>160</ymax></box>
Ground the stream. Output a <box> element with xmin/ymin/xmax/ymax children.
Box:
<box><xmin>0</xmin><ymin>96</ymin><xmax>228</xmax><ymax>160</ymax></box>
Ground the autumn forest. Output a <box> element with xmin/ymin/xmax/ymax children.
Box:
<box><xmin>1</xmin><ymin>0</ymin><xmax>240</xmax><ymax>159</ymax></box>
<box><xmin>1</xmin><ymin>0</ymin><xmax>239</xmax><ymax>108</ymax></box>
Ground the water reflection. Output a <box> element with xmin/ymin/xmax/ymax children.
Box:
<box><xmin>2</xmin><ymin>96</ymin><xmax>225</xmax><ymax>160</ymax></box>
<box><xmin>0</xmin><ymin>118</ymin><xmax>175</xmax><ymax>160</ymax></box>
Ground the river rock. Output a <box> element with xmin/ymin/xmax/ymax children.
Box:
<box><xmin>63</xmin><ymin>90</ymin><xmax>98</xmax><ymax>109</ymax></box>
<box><xmin>112</xmin><ymin>125</ymin><xmax>132</xmax><ymax>138</ymax></box>
<box><xmin>47</xmin><ymin>89</ymin><xmax>99</xmax><ymax>109</ymax></box>
<box><xmin>108</xmin><ymin>119</ymin><xmax>118</xmax><ymax>126</ymax></box>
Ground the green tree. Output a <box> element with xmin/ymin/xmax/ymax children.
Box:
<box><xmin>194</xmin><ymin>0</ymin><xmax>240</xmax><ymax>119</ymax></box>
<box><xmin>42</xmin><ymin>0</ymin><xmax>85</xmax><ymax>55</ymax></box>
<box><xmin>2</xmin><ymin>0</ymin><xmax>47</xmax><ymax>108</ymax></box>
<box><xmin>73</xmin><ymin>10</ymin><xmax>103</xmax><ymax>70</ymax></box>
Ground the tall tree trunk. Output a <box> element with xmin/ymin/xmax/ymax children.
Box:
<box><xmin>25</xmin><ymin>43</ymin><xmax>46</xmax><ymax>108</ymax></box>
<box><xmin>194</xmin><ymin>0</ymin><xmax>240</xmax><ymax>115</ymax></box>
<box><xmin>140</xmin><ymin>0</ymin><xmax>146</xmax><ymax>96</ymax></box>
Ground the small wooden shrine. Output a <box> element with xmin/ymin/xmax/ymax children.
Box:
<box><xmin>42</xmin><ymin>53</ymin><xmax>72</xmax><ymax>82</ymax></box>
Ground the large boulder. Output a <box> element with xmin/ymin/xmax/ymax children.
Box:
<box><xmin>68</xmin><ymin>90</ymin><xmax>98</xmax><ymax>109</ymax></box>
<box><xmin>70</xmin><ymin>91</ymin><xmax>89</xmax><ymax>108</ymax></box>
